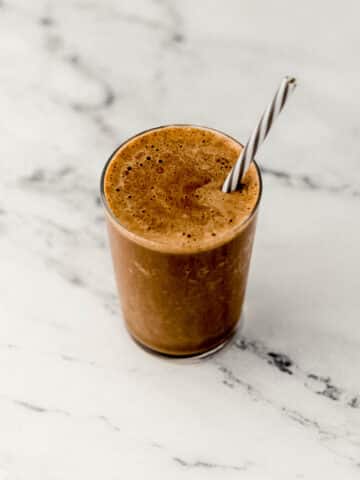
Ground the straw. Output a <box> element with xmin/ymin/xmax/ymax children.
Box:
<box><xmin>222</xmin><ymin>76</ymin><xmax>297</xmax><ymax>193</ymax></box>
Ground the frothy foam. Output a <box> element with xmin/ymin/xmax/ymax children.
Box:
<box><xmin>104</xmin><ymin>126</ymin><xmax>260</xmax><ymax>248</ymax></box>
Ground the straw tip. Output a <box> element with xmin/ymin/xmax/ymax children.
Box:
<box><xmin>285</xmin><ymin>76</ymin><xmax>297</xmax><ymax>87</ymax></box>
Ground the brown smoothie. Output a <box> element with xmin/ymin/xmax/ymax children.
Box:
<box><xmin>102</xmin><ymin>125</ymin><xmax>261</xmax><ymax>356</ymax></box>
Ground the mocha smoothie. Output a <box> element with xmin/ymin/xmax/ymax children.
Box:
<box><xmin>102</xmin><ymin>125</ymin><xmax>261</xmax><ymax>356</ymax></box>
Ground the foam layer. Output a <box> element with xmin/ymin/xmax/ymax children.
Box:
<box><xmin>104</xmin><ymin>126</ymin><xmax>260</xmax><ymax>248</ymax></box>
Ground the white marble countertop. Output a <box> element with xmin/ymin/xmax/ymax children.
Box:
<box><xmin>1</xmin><ymin>1</ymin><xmax>360</xmax><ymax>478</ymax></box>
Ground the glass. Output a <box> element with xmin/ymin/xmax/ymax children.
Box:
<box><xmin>100</xmin><ymin>125</ymin><xmax>262</xmax><ymax>357</ymax></box>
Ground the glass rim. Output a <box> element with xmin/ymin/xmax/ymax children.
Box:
<box><xmin>100</xmin><ymin>124</ymin><xmax>263</xmax><ymax>254</ymax></box>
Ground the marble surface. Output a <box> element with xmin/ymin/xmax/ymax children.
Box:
<box><xmin>1</xmin><ymin>0</ymin><xmax>360</xmax><ymax>478</ymax></box>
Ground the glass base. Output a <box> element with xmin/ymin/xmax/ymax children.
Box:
<box><xmin>128</xmin><ymin>313</ymin><xmax>245</xmax><ymax>362</ymax></box>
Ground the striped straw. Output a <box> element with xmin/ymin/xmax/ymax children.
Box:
<box><xmin>222</xmin><ymin>76</ymin><xmax>297</xmax><ymax>193</ymax></box>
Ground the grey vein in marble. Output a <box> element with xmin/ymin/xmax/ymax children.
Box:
<box><xmin>173</xmin><ymin>456</ymin><xmax>250</xmax><ymax>472</ymax></box>
<box><xmin>261</xmin><ymin>167</ymin><xmax>357</xmax><ymax>197</ymax></box>
<box><xmin>11</xmin><ymin>399</ymin><xmax>70</xmax><ymax>417</ymax></box>
<box><xmin>97</xmin><ymin>415</ymin><xmax>122</xmax><ymax>433</ymax></box>
<box><xmin>234</xmin><ymin>337</ymin><xmax>360</xmax><ymax>409</ymax></box>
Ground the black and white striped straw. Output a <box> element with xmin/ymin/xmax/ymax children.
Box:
<box><xmin>222</xmin><ymin>76</ymin><xmax>297</xmax><ymax>193</ymax></box>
